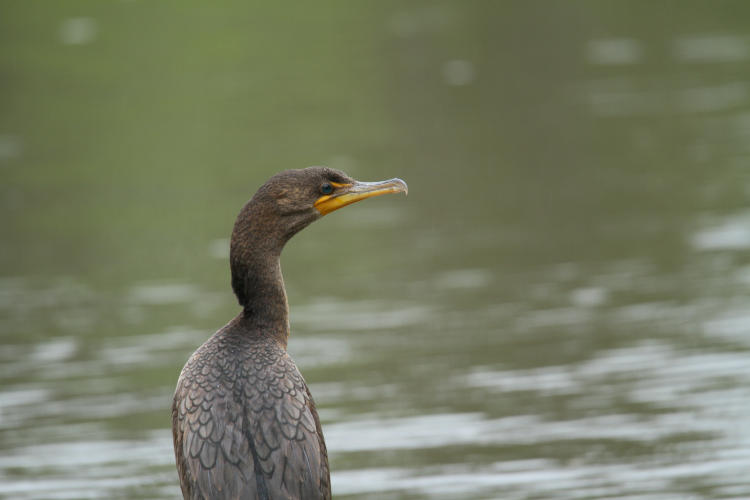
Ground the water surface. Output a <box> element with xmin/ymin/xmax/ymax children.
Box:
<box><xmin>2</xmin><ymin>1</ymin><xmax>750</xmax><ymax>499</ymax></box>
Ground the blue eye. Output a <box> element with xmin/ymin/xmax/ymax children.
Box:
<box><xmin>320</xmin><ymin>183</ymin><xmax>333</xmax><ymax>195</ymax></box>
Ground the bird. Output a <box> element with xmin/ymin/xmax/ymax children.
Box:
<box><xmin>172</xmin><ymin>167</ymin><xmax>408</xmax><ymax>500</ymax></box>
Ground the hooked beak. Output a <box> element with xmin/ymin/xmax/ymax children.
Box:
<box><xmin>314</xmin><ymin>178</ymin><xmax>408</xmax><ymax>216</ymax></box>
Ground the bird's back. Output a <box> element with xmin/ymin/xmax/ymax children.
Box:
<box><xmin>172</xmin><ymin>321</ymin><xmax>330</xmax><ymax>500</ymax></box>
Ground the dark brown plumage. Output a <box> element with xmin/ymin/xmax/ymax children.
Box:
<box><xmin>172</xmin><ymin>167</ymin><xmax>407</xmax><ymax>500</ymax></box>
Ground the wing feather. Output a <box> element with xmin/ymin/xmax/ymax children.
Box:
<box><xmin>172</xmin><ymin>334</ymin><xmax>330</xmax><ymax>499</ymax></box>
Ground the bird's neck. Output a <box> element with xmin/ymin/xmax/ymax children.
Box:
<box><xmin>231</xmin><ymin>245</ymin><xmax>290</xmax><ymax>347</ymax></box>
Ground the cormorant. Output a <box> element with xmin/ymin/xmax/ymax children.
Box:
<box><xmin>172</xmin><ymin>167</ymin><xmax>408</xmax><ymax>500</ymax></box>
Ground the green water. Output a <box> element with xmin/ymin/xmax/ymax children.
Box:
<box><xmin>3</xmin><ymin>1</ymin><xmax>750</xmax><ymax>499</ymax></box>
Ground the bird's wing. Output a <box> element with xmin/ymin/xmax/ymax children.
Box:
<box><xmin>172</xmin><ymin>339</ymin><xmax>330</xmax><ymax>500</ymax></box>
<box><xmin>240</xmin><ymin>342</ymin><xmax>330</xmax><ymax>499</ymax></box>
<box><xmin>173</xmin><ymin>349</ymin><xmax>255</xmax><ymax>499</ymax></box>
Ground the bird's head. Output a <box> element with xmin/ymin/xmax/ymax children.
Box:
<box><xmin>230</xmin><ymin>166</ymin><xmax>407</xmax><ymax>307</ymax></box>
<box><xmin>239</xmin><ymin>166</ymin><xmax>407</xmax><ymax>244</ymax></box>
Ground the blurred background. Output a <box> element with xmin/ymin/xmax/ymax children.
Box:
<box><xmin>2</xmin><ymin>1</ymin><xmax>750</xmax><ymax>498</ymax></box>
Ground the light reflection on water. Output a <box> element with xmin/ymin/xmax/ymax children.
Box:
<box><xmin>4</xmin><ymin>240</ymin><xmax>750</xmax><ymax>498</ymax></box>
<box><xmin>3</xmin><ymin>254</ymin><xmax>750</xmax><ymax>499</ymax></box>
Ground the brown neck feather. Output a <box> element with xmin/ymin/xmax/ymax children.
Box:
<box><xmin>230</xmin><ymin>202</ymin><xmax>290</xmax><ymax>347</ymax></box>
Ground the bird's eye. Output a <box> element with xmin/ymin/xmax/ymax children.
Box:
<box><xmin>320</xmin><ymin>183</ymin><xmax>334</xmax><ymax>195</ymax></box>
